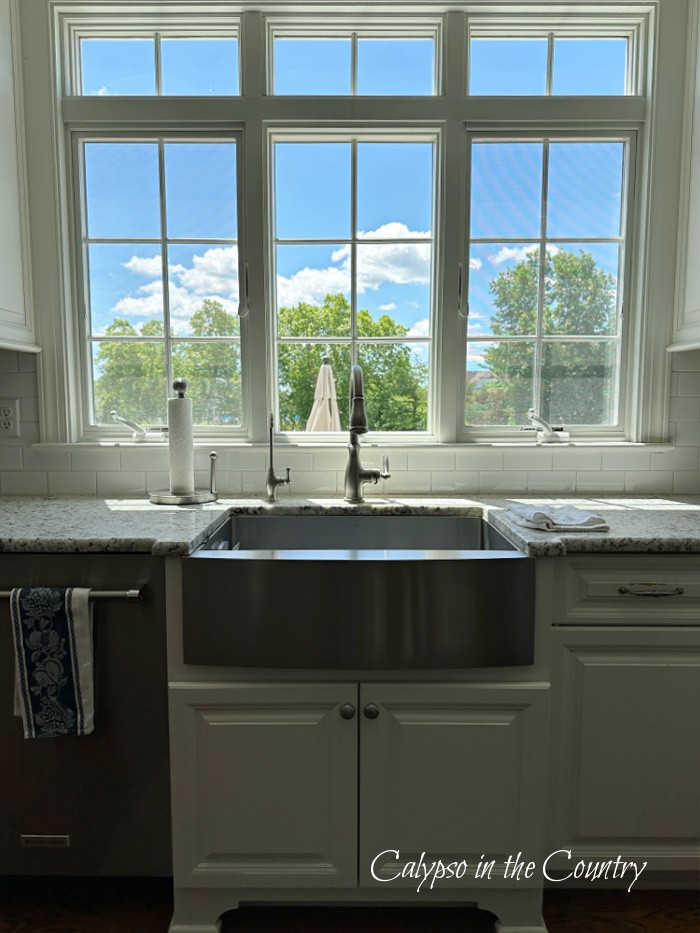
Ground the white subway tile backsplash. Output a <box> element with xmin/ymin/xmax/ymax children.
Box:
<box><xmin>503</xmin><ymin>448</ymin><xmax>553</xmax><ymax>471</ymax></box>
<box><xmin>650</xmin><ymin>447</ymin><xmax>699</xmax><ymax>471</ymax></box>
<box><xmin>23</xmin><ymin>448</ymin><xmax>71</xmax><ymax>472</ymax></box>
<box><xmin>1</xmin><ymin>471</ymin><xmax>48</xmax><ymax>494</ymax></box>
<box><xmin>431</xmin><ymin>470</ymin><xmax>479</xmax><ymax>493</ymax></box>
<box><xmin>550</xmin><ymin>448</ymin><xmax>602</xmax><ymax>471</ymax></box>
<box><xmin>0</xmin><ymin>448</ymin><xmax>22</xmax><ymax>470</ymax></box>
<box><xmin>601</xmin><ymin>448</ymin><xmax>652</xmax><ymax>471</ymax></box>
<box><xmin>71</xmin><ymin>449</ymin><xmax>121</xmax><ymax>472</ymax></box>
<box><xmin>288</xmin><ymin>471</ymin><xmax>338</xmax><ymax>495</ymax></box>
<box><xmin>219</xmin><ymin>449</ymin><xmax>266</xmax><ymax>472</ymax></box>
<box><xmin>479</xmin><ymin>470</ymin><xmax>528</xmax><ymax>493</ymax></box>
<box><xmin>674</xmin><ymin>422</ymin><xmax>700</xmax><ymax>447</ymax></box>
<box><xmin>273</xmin><ymin>452</ymin><xmax>314</xmax><ymax>472</ymax></box>
<box><xmin>48</xmin><ymin>471</ymin><xmax>97</xmax><ymax>495</ymax></box>
<box><xmin>120</xmin><ymin>448</ymin><xmax>170</xmax><ymax>472</ymax></box>
<box><xmin>0</xmin><ymin>349</ymin><xmax>18</xmax><ymax>372</ymax></box>
<box><xmin>0</xmin><ymin>373</ymin><xmax>38</xmax><ymax>397</ymax></box>
<box><xmin>407</xmin><ymin>450</ymin><xmax>456</xmax><ymax>471</ymax></box>
<box><xmin>18</xmin><ymin>353</ymin><xmax>37</xmax><ymax>372</ymax></box>
<box><xmin>312</xmin><ymin>450</ymin><xmax>347</xmax><ymax>472</ymax></box>
<box><xmin>145</xmin><ymin>472</ymin><xmax>170</xmax><ymax>493</ymax></box>
<box><xmin>241</xmin><ymin>471</ymin><xmax>268</xmax><ymax>495</ymax></box>
<box><xmin>624</xmin><ymin>471</ymin><xmax>674</xmax><ymax>494</ymax></box>
<box><xmin>676</xmin><ymin>372</ymin><xmax>700</xmax><ymax>396</ymax></box>
<box><xmin>670</xmin><ymin>349</ymin><xmax>700</xmax><ymax>371</ymax></box>
<box><xmin>455</xmin><ymin>449</ymin><xmax>504</xmax><ymax>472</ymax></box>
<box><xmin>575</xmin><ymin>471</ymin><xmax>626</xmax><ymax>492</ymax></box>
<box><xmin>669</xmin><ymin>396</ymin><xmax>700</xmax><ymax>422</ymax></box>
<box><xmin>527</xmin><ymin>470</ymin><xmax>576</xmax><ymax>493</ymax></box>
<box><xmin>673</xmin><ymin>471</ymin><xmax>700</xmax><ymax>494</ymax></box>
<box><xmin>96</xmin><ymin>471</ymin><xmax>146</xmax><ymax>496</ymax></box>
<box><xmin>19</xmin><ymin>397</ymin><xmax>39</xmax><ymax>422</ymax></box>
<box><xmin>386</xmin><ymin>471</ymin><xmax>432</xmax><ymax>492</ymax></box>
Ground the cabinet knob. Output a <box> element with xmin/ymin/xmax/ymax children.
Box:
<box><xmin>339</xmin><ymin>704</ymin><xmax>356</xmax><ymax>720</ymax></box>
<box><xmin>364</xmin><ymin>703</ymin><xmax>380</xmax><ymax>720</ymax></box>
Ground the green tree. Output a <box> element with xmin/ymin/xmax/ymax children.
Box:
<box><xmin>93</xmin><ymin>299</ymin><xmax>241</xmax><ymax>426</ymax></box>
<box><xmin>277</xmin><ymin>293</ymin><xmax>428</xmax><ymax>431</ymax></box>
<box><xmin>466</xmin><ymin>248</ymin><xmax>618</xmax><ymax>426</ymax></box>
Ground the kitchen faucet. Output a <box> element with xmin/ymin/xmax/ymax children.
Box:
<box><xmin>266</xmin><ymin>412</ymin><xmax>291</xmax><ymax>502</ymax></box>
<box><xmin>344</xmin><ymin>365</ymin><xmax>390</xmax><ymax>503</ymax></box>
<box><xmin>527</xmin><ymin>407</ymin><xmax>570</xmax><ymax>445</ymax></box>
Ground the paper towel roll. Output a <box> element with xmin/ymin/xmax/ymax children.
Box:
<box><xmin>168</xmin><ymin>396</ymin><xmax>194</xmax><ymax>495</ymax></box>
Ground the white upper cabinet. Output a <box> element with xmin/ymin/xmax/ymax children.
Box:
<box><xmin>0</xmin><ymin>0</ymin><xmax>37</xmax><ymax>353</ymax></box>
<box><xmin>673</xmin><ymin>0</ymin><xmax>700</xmax><ymax>353</ymax></box>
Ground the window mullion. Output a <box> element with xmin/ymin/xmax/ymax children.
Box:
<box><xmin>157</xmin><ymin>139</ymin><xmax>173</xmax><ymax>398</ymax></box>
<box><xmin>533</xmin><ymin>138</ymin><xmax>550</xmax><ymax>417</ymax></box>
<box><xmin>351</xmin><ymin>138</ymin><xmax>358</xmax><ymax>365</ymax></box>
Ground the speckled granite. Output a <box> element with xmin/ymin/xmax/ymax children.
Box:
<box><xmin>0</xmin><ymin>494</ymin><xmax>698</xmax><ymax>556</ymax></box>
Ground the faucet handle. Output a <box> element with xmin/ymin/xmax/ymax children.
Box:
<box><xmin>380</xmin><ymin>455</ymin><xmax>390</xmax><ymax>480</ymax></box>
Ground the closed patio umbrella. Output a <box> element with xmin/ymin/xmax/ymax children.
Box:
<box><xmin>306</xmin><ymin>356</ymin><xmax>341</xmax><ymax>432</ymax></box>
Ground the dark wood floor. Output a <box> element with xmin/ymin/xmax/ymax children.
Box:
<box><xmin>0</xmin><ymin>878</ymin><xmax>697</xmax><ymax>932</ymax></box>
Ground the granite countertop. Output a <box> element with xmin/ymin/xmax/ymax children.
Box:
<box><xmin>0</xmin><ymin>494</ymin><xmax>698</xmax><ymax>556</ymax></box>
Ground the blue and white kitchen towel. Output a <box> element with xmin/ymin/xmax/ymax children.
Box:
<box><xmin>11</xmin><ymin>587</ymin><xmax>94</xmax><ymax>738</ymax></box>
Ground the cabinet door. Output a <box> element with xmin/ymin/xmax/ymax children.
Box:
<box><xmin>169</xmin><ymin>682</ymin><xmax>358</xmax><ymax>888</ymax></box>
<box><xmin>548</xmin><ymin>627</ymin><xmax>700</xmax><ymax>870</ymax></box>
<box><xmin>359</xmin><ymin>682</ymin><xmax>549</xmax><ymax>889</ymax></box>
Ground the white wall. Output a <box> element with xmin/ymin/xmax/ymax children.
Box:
<box><xmin>0</xmin><ymin>347</ymin><xmax>698</xmax><ymax>497</ymax></box>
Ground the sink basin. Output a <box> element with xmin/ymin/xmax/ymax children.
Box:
<box><xmin>182</xmin><ymin>513</ymin><xmax>535</xmax><ymax>670</ymax></box>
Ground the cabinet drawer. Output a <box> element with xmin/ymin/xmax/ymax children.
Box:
<box><xmin>554</xmin><ymin>555</ymin><xmax>700</xmax><ymax>625</ymax></box>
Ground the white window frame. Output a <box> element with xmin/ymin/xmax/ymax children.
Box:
<box><xmin>267</xmin><ymin>126</ymin><xmax>439</xmax><ymax>442</ymax></box>
<box><xmin>19</xmin><ymin>1</ymin><xmax>687</xmax><ymax>446</ymax></box>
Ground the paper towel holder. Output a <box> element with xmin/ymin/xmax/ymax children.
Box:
<box><xmin>150</xmin><ymin>450</ymin><xmax>218</xmax><ymax>505</ymax></box>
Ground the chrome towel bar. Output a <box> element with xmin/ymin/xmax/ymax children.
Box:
<box><xmin>0</xmin><ymin>588</ymin><xmax>145</xmax><ymax>603</ymax></box>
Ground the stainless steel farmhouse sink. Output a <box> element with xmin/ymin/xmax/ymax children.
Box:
<box><xmin>182</xmin><ymin>513</ymin><xmax>535</xmax><ymax>670</ymax></box>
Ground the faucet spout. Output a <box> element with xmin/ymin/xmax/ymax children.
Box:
<box><xmin>349</xmin><ymin>364</ymin><xmax>368</xmax><ymax>435</ymax></box>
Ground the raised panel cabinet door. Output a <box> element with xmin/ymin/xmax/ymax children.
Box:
<box><xmin>169</xmin><ymin>682</ymin><xmax>358</xmax><ymax>887</ymax></box>
<box><xmin>359</xmin><ymin>682</ymin><xmax>550</xmax><ymax>889</ymax></box>
<box><xmin>548</xmin><ymin>627</ymin><xmax>700</xmax><ymax>871</ymax></box>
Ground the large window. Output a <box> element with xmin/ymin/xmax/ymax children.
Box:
<box><xmin>272</xmin><ymin>135</ymin><xmax>435</xmax><ymax>432</ymax></box>
<box><xmin>25</xmin><ymin>1</ymin><xmax>681</xmax><ymax>444</ymax></box>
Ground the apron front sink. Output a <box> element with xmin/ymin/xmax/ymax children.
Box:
<box><xmin>182</xmin><ymin>514</ymin><xmax>535</xmax><ymax>670</ymax></box>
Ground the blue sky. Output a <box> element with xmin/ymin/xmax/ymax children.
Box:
<box><xmin>81</xmin><ymin>37</ymin><xmax>627</xmax><ymax>363</ymax></box>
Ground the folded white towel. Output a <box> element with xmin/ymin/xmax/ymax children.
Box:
<box><xmin>11</xmin><ymin>587</ymin><xmax>94</xmax><ymax>738</ymax></box>
<box><xmin>505</xmin><ymin>503</ymin><xmax>609</xmax><ymax>533</ymax></box>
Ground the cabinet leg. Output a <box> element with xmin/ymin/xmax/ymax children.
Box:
<box><xmin>169</xmin><ymin>887</ymin><xmax>238</xmax><ymax>933</ymax></box>
<box><xmin>479</xmin><ymin>889</ymin><xmax>548</xmax><ymax>933</ymax></box>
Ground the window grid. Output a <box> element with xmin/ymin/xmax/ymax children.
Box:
<box><xmin>79</xmin><ymin>137</ymin><xmax>243</xmax><ymax>429</ymax></box>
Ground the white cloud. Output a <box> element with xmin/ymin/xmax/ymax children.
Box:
<box><xmin>357</xmin><ymin>221</ymin><xmax>430</xmax><ymax>240</ymax></box>
<box><xmin>407</xmin><ymin>318</ymin><xmax>430</xmax><ymax>338</ymax></box>
<box><xmin>379</xmin><ymin>302</ymin><xmax>396</xmax><ymax>311</ymax></box>
<box><xmin>276</xmin><ymin>265</ymin><xmax>351</xmax><ymax>308</ymax></box>
<box><xmin>469</xmin><ymin>257</ymin><xmax>483</xmax><ymax>270</ymax></box>
<box><xmin>124</xmin><ymin>255</ymin><xmax>162</xmax><ymax>277</ymax></box>
<box><xmin>488</xmin><ymin>245</ymin><xmax>538</xmax><ymax>266</ymax></box>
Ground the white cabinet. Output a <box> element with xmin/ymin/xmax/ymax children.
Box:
<box><xmin>548</xmin><ymin>555</ymin><xmax>700</xmax><ymax>872</ymax></box>
<box><xmin>168</xmin><ymin>679</ymin><xmax>550</xmax><ymax>933</ymax></box>
<box><xmin>0</xmin><ymin>0</ymin><xmax>37</xmax><ymax>352</ymax></box>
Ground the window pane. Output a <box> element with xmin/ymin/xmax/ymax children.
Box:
<box><xmin>553</xmin><ymin>39</ymin><xmax>627</xmax><ymax>96</ymax></box>
<box><xmin>172</xmin><ymin>341</ymin><xmax>242</xmax><ymax>425</ymax></box>
<box><xmin>88</xmin><ymin>244</ymin><xmax>163</xmax><ymax>336</ymax></box>
<box><xmin>540</xmin><ymin>340</ymin><xmax>618</xmax><ymax>424</ymax></box>
<box><xmin>356</xmin><ymin>243</ymin><xmax>431</xmax><ymax>335</ymax></box>
<box><xmin>470</xmin><ymin>142</ymin><xmax>543</xmax><ymax>239</ymax></box>
<box><xmin>357</xmin><ymin>343</ymin><xmax>429</xmax><ymax>431</ymax></box>
<box><xmin>165</xmin><ymin>142</ymin><xmax>237</xmax><ymax>239</ymax></box>
<box><xmin>468</xmin><ymin>244</ymin><xmax>539</xmax><ymax>337</ymax></box>
<box><xmin>357</xmin><ymin>39</ymin><xmax>434</xmax><ymax>95</ymax></box>
<box><xmin>161</xmin><ymin>39</ymin><xmax>239</xmax><ymax>95</ymax></box>
<box><xmin>168</xmin><ymin>244</ymin><xmax>240</xmax><ymax>337</ymax></box>
<box><xmin>274</xmin><ymin>39</ymin><xmax>351</xmax><ymax>94</ymax></box>
<box><xmin>276</xmin><ymin>245</ymin><xmax>351</xmax><ymax>337</ymax></box>
<box><xmin>469</xmin><ymin>39</ymin><xmax>547</xmax><ymax>95</ymax></box>
<box><xmin>278</xmin><ymin>343</ymin><xmax>352</xmax><ymax>431</ymax></box>
<box><xmin>275</xmin><ymin>143</ymin><xmax>351</xmax><ymax>239</ymax></box>
<box><xmin>547</xmin><ymin>142</ymin><xmax>624</xmax><ymax>238</ymax></box>
<box><xmin>357</xmin><ymin>142</ymin><xmax>433</xmax><ymax>237</ymax></box>
<box><xmin>544</xmin><ymin>244</ymin><xmax>620</xmax><ymax>337</ymax></box>
<box><xmin>465</xmin><ymin>340</ymin><xmax>535</xmax><ymax>426</ymax></box>
<box><xmin>85</xmin><ymin>143</ymin><xmax>160</xmax><ymax>238</ymax></box>
<box><xmin>92</xmin><ymin>341</ymin><xmax>166</xmax><ymax>426</ymax></box>
<box><xmin>81</xmin><ymin>39</ymin><xmax>155</xmax><ymax>96</ymax></box>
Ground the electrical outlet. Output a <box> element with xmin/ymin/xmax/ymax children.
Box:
<box><xmin>0</xmin><ymin>398</ymin><xmax>20</xmax><ymax>437</ymax></box>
